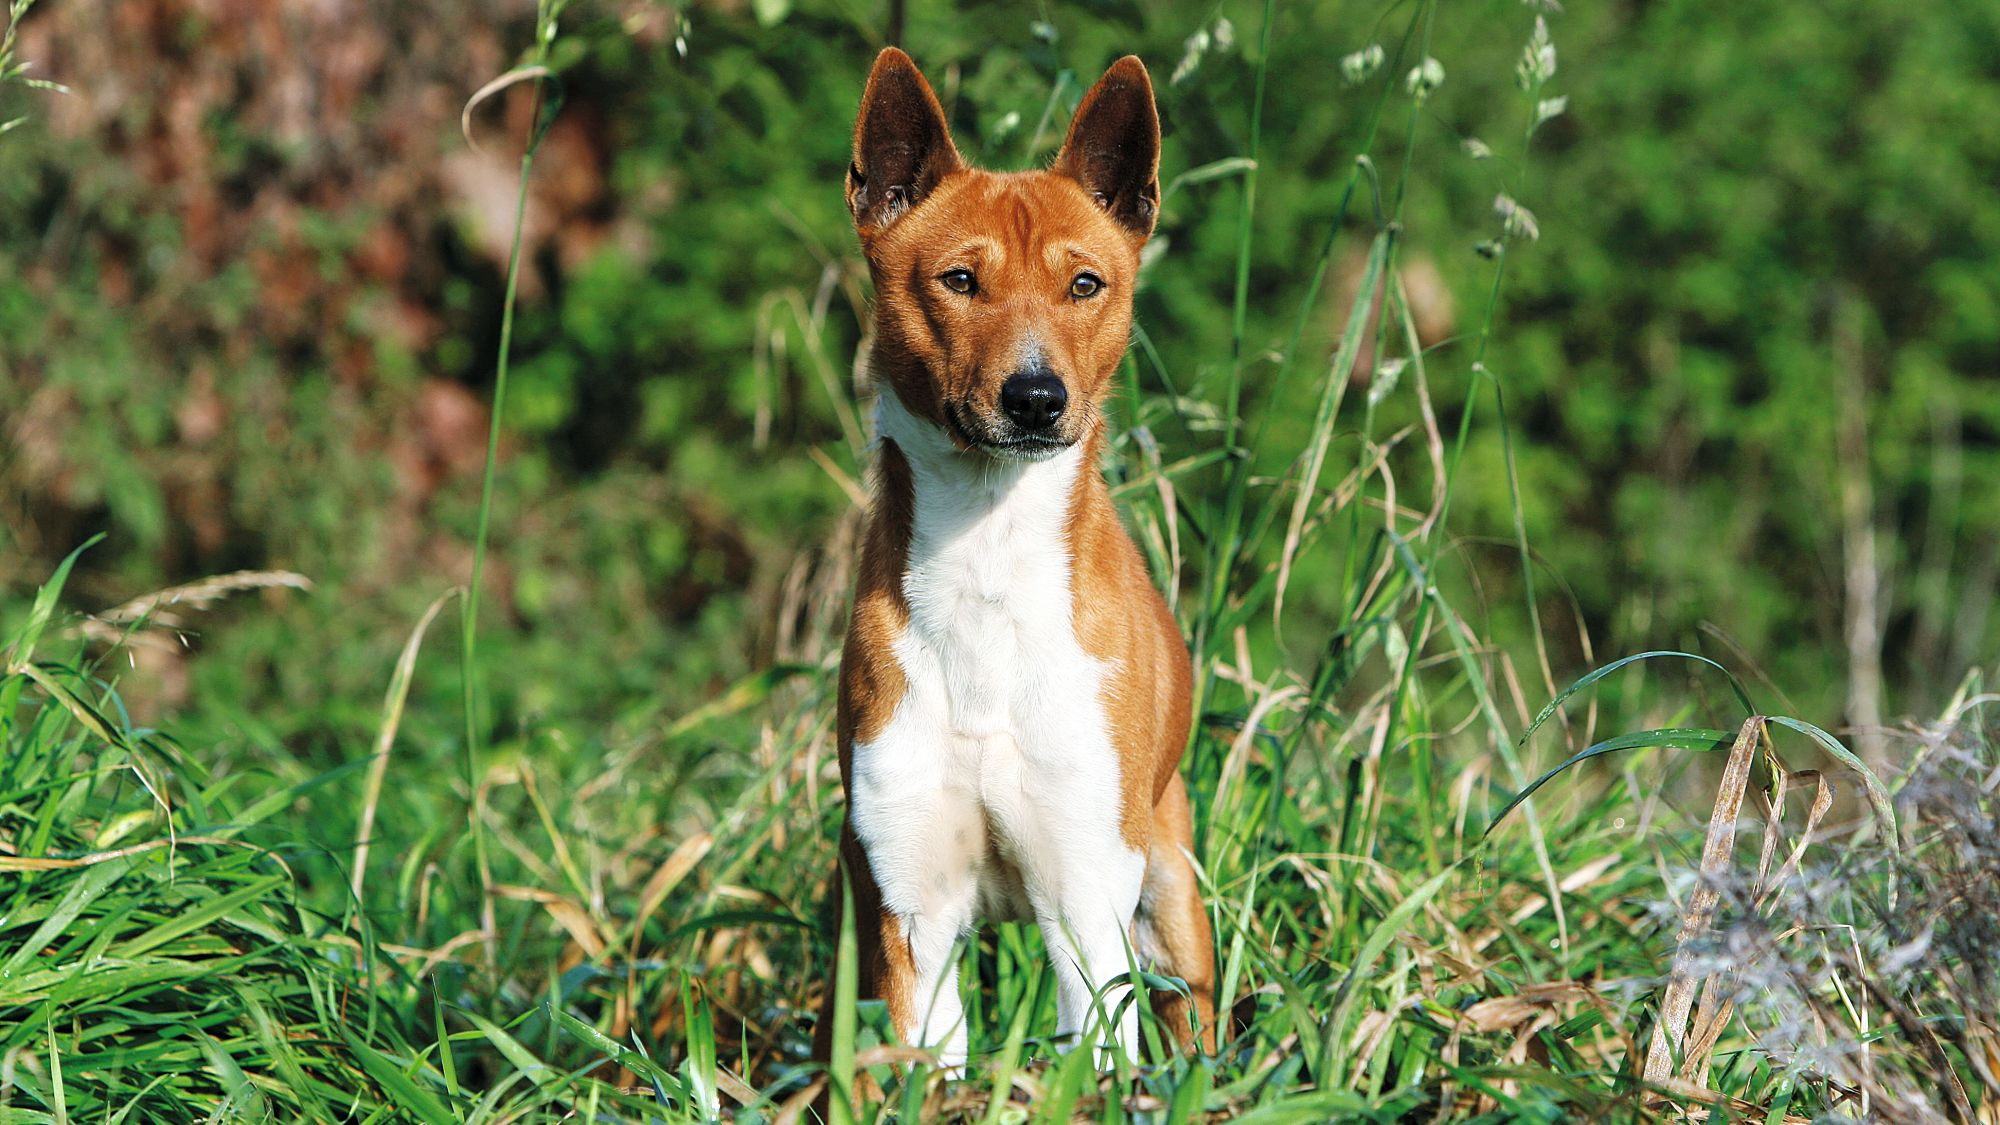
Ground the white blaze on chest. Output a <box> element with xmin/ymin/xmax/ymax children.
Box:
<box><xmin>892</xmin><ymin>408</ymin><xmax>1094</xmax><ymax>738</ymax></box>
<box><xmin>852</xmin><ymin>392</ymin><xmax>1138</xmax><ymax>919</ymax></box>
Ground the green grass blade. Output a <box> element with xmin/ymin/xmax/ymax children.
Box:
<box><xmin>458</xmin><ymin>1009</ymin><xmax>559</xmax><ymax>1094</ymax></box>
<box><xmin>1163</xmin><ymin>1057</ymin><xmax>1211</xmax><ymax>1125</ymax></box>
<box><xmin>194</xmin><ymin>1030</ymin><xmax>268</xmax><ymax>1119</ymax></box>
<box><xmin>547</xmin><ymin>1006</ymin><xmax>685</xmax><ymax>1103</ymax></box>
<box><xmin>45</xmin><ymin>1014</ymin><xmax>68</xmax><ymax>1125</ymax></box>
<box><xmin>1325</xmin><ymin>861</ymin><xmax>1460</xmax><ymax>1066</ymax></box>
<box><xmin>354</xmin><ymin>591</ymin><xmax>456</xmax><ymax>902</ymax></box>
<box><xmin>682</xmin><ymin>978</ymin><xmax>720</xmax><ymax>1121</ymax></box>
<box><xmin>341</xmin><ymin>1029</ymin><xmax>457</xmax><ymax>1125</ymax></box>
<box><xmin>1273</xmin><ymin>229</ymin><xmax>1391</xmax><ymax>626</ymax></box>
<box><xmin>113</xmin><ymin>874</ymin><xmax>286</xmax><ymax>959</ymax></box>
<box><xmin>1163</xmin><ymin>157</ymin><xmax>1257</xmax><ymax>200</ymax></box>
<box><xmin>1484</xmin><ymin>728</ymin><xmax>1737</xmax><ymax>837</ymax></box>
<box><xmin>1522</xmin><ymin>652</ymin><xmax>1755</xmax><ymax>749</ymax></box>
<box><xmin>5</xmin><ymin>535</ymin><xmax>101</xmax><ymax>672</ymax></box>
<box><xmin>827</xmin><ymin>873</ymin><xmax>859</xmax><ymax>1125</ymax></box>
<box><xmin>1765</xmin><ymin>715</ymin><xmax>1898</xmax><ymax>844</ymax></box>
<box><xmin>2</xmin><ymin>858</ymin><xmax>131</xmax><ymax>981</ymax></box>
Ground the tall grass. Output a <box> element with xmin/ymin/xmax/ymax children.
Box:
<box><xmin>0</xmin><ymin>0</ymin><xmax>62</xmax><ymax>138</ymax></box>
<box><xmin>2</xmin><ymin>1</ymin><xmax>1993</xmax><ymax>1122</ymax></box>
<box><xmin>455</xmin><ymin>0</ymin><xmax>570</xmax><ymax>970</ymax></box>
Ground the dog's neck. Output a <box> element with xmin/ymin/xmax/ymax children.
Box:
<box><xmin>873</xmin><ymin>387</ymin><xmax>1088</xmax><ymax>516</ymax></box>
<box><xmin>872</xmin><ymin>387</ymin><xmax>1093</xmax><ymax>680</ymax></box>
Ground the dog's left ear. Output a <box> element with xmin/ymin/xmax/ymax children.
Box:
<box><xmin>1053</xmin><ymin>56</ymin><xmax>1161</xmax><ymax>240</ymax></box>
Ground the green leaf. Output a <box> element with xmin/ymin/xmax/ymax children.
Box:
<box><xmin>1164</xmin><ymin>1058</ymin><xmax>1212</xmax><ymax>1125</ymax></box>
<box><xmin>547</xmin><ymin>1006</ymin><xmax>684</xmax><ymax>1101</ymax></box>
<box><xmin>5</xmin><ymin>535</ymin><xmax>101</xmax><ymax>672</ymax></box>
<box><xmin>113</xmin><ymin>875</ymin><xmax>286</xmax><ymax>959</ymax></box>
<box><xmin>826</xmin><ymin>874</ymin><xmax>859</xmax><ymax>1125</ymax></box>
<box><xmin>1325</xmin><ymin>860</ymin><xmax>1462</xmax><ymax>1054</ymax></box>
<box><xmin>682</xmin><ymin>979</ymin><xmax>719</xmax><ymax>1120</ymax></box>
<box><xmin>1</xmin><ymin>858</ymin><xmax>132</xmax><ymax>982</ymax></box>
<box><xmin>1765</xmin><ymin>716</ymin><xmax>1898</xmax><ymax>845</ymax></box>
<box><xmin>194</xmin><ymin>1031</ymin><xmax>268</xmax><ymax>1119</ymax></box>
<box><xmin>457</xmin><ymin>1008</ymin><xmax>559</xmax><ymax>1092</ymax></box>
<box><xmin>665</xmin><ymin>663</ymin><xmax>813</xmax><ymax>738</ymax></box>
<box><xmin>341</xmin><ymin>1030</ymin><xmax>457</xmax><ymax>1125</ymax></box>
<box><xmin>1485</xmin><ymin>727</ymin><xmax>1737</xmax><ymax>837</ymax></box>
<box><xmin>1521</xmin><ymin>652</ymin><xmax>1754</xmax><ymax>751</ymax></box>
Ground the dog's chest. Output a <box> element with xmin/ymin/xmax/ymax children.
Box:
<box><xmin>897</xmin><ymin>450</ymin><xmax>1099</xmax><ymax>738</ymax></box>
<box><xmin>849</xmin><ymin>426</ymin><xmax>1131</xmax><ymax>924</ymax></box>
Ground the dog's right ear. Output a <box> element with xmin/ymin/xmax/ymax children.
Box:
<box><xmin>848</xmin><ymin>48</ymin><xmax>963</xmax><ymax>235</ymax></box>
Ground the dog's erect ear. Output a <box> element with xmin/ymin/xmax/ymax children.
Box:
<box><xmin>1052</xmin><ymin>56</ymin><xmax>1161</xmax><ymax>239</ymax></box>
<box><xmin>848</xmin><ymin>48</ymin><xmax>963</xmax><ymax>235</ymax></box>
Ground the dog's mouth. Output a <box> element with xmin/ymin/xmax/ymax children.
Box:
<box><xmin>984</xmin><ymin>436</ymin><xmax>1070</xmax><ymax>461</ymax></box>
<box><xmin>943</xmin><ymin>404</ymin><xmax>1075</xmax><ymax>461</ymax></box>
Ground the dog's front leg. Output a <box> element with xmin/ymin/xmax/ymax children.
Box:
<box><xmin>850</xmin><ymin>740</ymin><xmax>985</xmax><ymax>1071</ymax></box>
<box><xmin>992</xmin><ymin>756</ymin><xmax>1148</xmax><ymax>1065</ymax></box>
<box><xmin>899</xmin><ymin>886</ymin><xmax>978</xmax><ymax>1071</ymax></box>
<box><xmin>1039</xmin><ymin>888</ymin><xmax>1144</xmax><ymax>1064</ymax></box>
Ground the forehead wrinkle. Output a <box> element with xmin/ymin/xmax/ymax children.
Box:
<box><xmin>1005</xmin><ymin>191</ymin><xmax>1037</xmax><ymax>264</ymax></box>
<box><xmin>939</xmin><ymin>238</ymin><xmax>998</xmax><ymax>267</ymax></box>
<box><xmin>1050</xmin><ymin>243</ymin><xmax>1107</xmax><ymax>276</ymax></box>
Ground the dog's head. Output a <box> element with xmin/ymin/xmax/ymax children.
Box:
<box><xmin>847</xmin><ymin>48</ymin><xmax>1159</xmax><ymax>461</ymax></box>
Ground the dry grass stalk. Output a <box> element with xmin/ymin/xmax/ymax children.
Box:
<box><xmin>1644</xmin><ymin>715</ymin><xmax>1763</xmax><ymax>1087</ymax></box>
<box><xmin>1637</xmin><ymin>712</ymin><xmax>1945</xmax><ymax>1114</ymax></box>
<box><xmin>352</xmin><ymin>590</ymin><xmax>454</xmax><ymax>900</ymax></box>
<box><xmin>92</xmin><ymin>569</ymin><xmax>312</xmax><ymax>626</ymax></box>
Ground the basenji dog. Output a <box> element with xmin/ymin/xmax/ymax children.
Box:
<box><xmin>814</xmin><ymin>48</ymin><xmax>1217</xmax><ymax>1075</ymax></box>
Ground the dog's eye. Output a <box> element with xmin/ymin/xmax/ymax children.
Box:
<box><xmin>1069</xmin><ymin>273</ymin><xmax>1104</xmax><ymax>299</ymax></box>
<box><xmin>939</xmin><ymin>269</ymin><xmax>977</xmax><ymax>295</ymax></box>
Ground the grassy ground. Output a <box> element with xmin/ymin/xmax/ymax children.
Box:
<box><xmin>3</xmin><ymin>1</ymin><xmax>1996</xmax><ymax>1122</ymax></box>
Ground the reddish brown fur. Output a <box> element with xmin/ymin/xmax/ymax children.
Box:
<box><xmin>816</xmin><ymin>48</ymin><xmax>1217</xmax><ymax>1079</ymax></box>
<box><xmin>862</xmin><ymin>170</ymin><xmax>1143</xmax><ymax>451</ymax></box>
<box><xmin>836</xmin><ymin>442</ymin><xmax>913</xmax><ymax>751</ymax></box>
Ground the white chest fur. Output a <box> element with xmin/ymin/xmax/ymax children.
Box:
<box><xmin>849</xmin><ymin>391</ymin><xmax>1148</xmax><ymax>1063</ymax></box>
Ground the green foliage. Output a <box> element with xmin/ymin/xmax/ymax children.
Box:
<box><xmin>4</xmin><ymin>0</ymin><xmax>1996</xmax><ymax>730</ymax></box>
<box><xmin>0</xmin><ymin>578</ymin><xmax>674</xmax><ymax>1120</ymax></box>
<box><xmin>1462</xmin><ymin>0</ymin><xmax>2000</xmax><ymax>701</ymax></box>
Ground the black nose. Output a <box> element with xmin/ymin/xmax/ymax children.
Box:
<box><xmin>999</xmin><ymin>372</ymin><xmax>1068</xmax><ymax>432</ymax></box>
